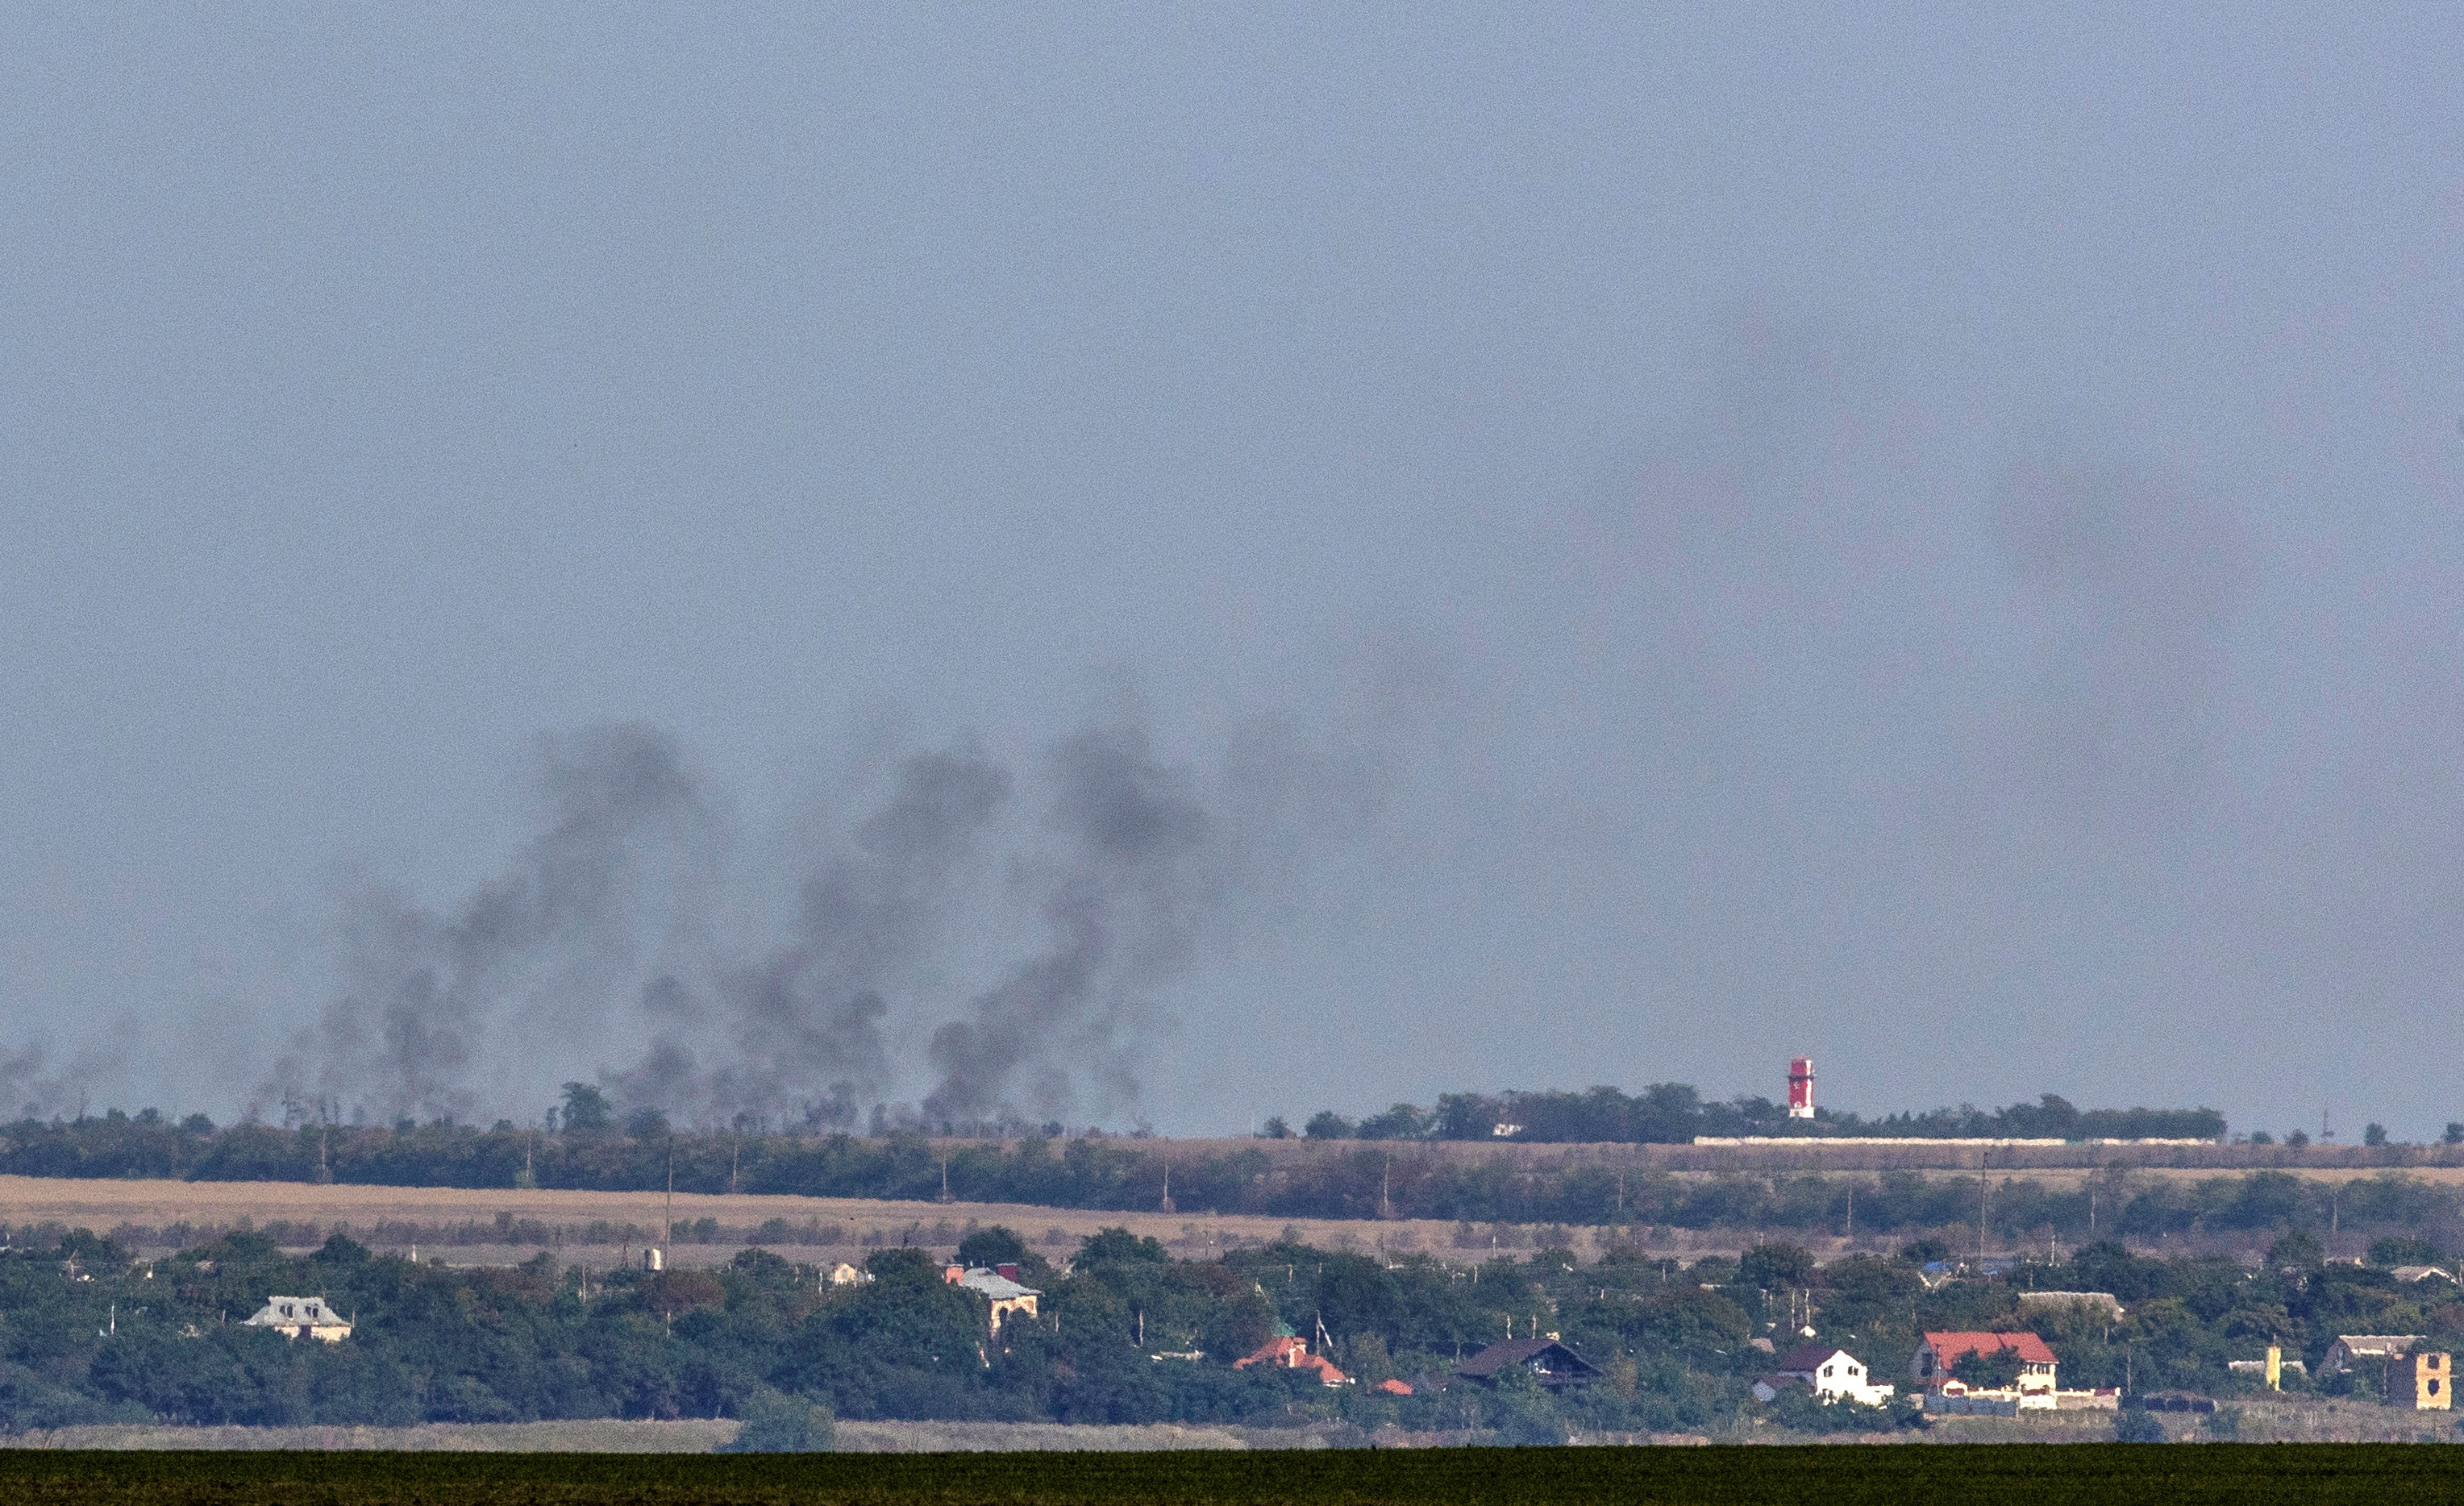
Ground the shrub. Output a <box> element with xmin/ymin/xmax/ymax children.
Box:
<box><xmin>721</xmin><ymin>1387</ymin><xmax>835</xmax><ymax>1452</ymax></box>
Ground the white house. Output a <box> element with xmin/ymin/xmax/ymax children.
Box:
<box><xmin>243</xmin><ymin>1295</ymin><xmax>352</xmax><ymax>1342</ymax></box>
<box><xmin>1914</xmin><ymin>1331</ymin><xmax>2061</xmax><ymax>1410</ymax></box>
<box><xmin>1753</xmin><ymin>1343</ymin><xmax>1896</xmax><ymax>1407</ymax></box>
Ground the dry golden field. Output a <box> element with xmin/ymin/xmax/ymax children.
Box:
<box><xmin>0</xmin><ymin>1174</ymin><xmax>1475</xmax><ymax>1263</ymax></box>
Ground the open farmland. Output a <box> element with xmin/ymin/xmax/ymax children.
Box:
<box><xmin>0</xmin><ymin>1173</ymin><xmax>1484</xmax><ymax>1266</ymax></box>
<box><xmin>3</xmin><ymin>1148</ymin><xmax>2457</xmax><ymax>1270</ymax></box>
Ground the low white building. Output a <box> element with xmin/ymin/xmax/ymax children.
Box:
<box><xmin>1753</xmin><ymin>1344</ymin><xmax>1896</xmax><ymax>1407</ymax></box>
<box><xmin>243</xmin><ymin>1295</ymin><xmax>351</xmax><ymax>1342</ymax></box>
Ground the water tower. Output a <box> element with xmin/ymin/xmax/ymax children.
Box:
<box><xmin>1787</xmin><ymin>1056</ymin><xmax>1815</xmax><ymax>1119</ymax></box>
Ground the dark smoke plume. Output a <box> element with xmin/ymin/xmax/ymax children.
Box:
<box><xmin>270</xmin><ymin>723</ymin><xmax>714</xmax><ymax>1123</ymax></box>
<box><xmin>246</xmin><ymin>691</ymin><xmax>1376</xmax><ymax>1132</ymax></box>
<box><xmin>922</xmin><ymin>723</ymin><xmax>1212</xmax><ymax>1123</ymax></box>
<box><xmin>606</xmin><ymin>747</ymin><xmax>1011</xmax><ymax>1128</ymax></box>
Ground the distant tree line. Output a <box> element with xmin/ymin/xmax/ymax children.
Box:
<box><xmin>1277</xmin><ymin>1088</ymin><xmax>2226</xmax><ymax>1144</ymax></box>
<box><xmin>7</xmin><ymin>1109</ymin><xmax>2464</xmax><ymax>1246</ymax></box>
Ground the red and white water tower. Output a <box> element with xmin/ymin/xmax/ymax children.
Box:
<box><xmin>1787</xmin><ymin>1056</ymin><xmax>1815</xmax><ymax>1119</ymax></box>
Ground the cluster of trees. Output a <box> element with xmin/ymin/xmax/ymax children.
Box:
<box><xmin>1</xmin><ymin>1217</ymin><xmax>2458</xmax><ymax>1440</ymax></box>
<box><xmin>1279</xmin><ymin>1089</ymin><xmax>2225</xmax><ymax>1144</ymax></box>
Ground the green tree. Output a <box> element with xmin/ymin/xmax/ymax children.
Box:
<box><xmin>957</xmin><ymin>1226</ymin><xmax>1027</xmax><ymax>1268</ymax></box>
<box><xmin>1738</xmin><ymin>1243</ymin><xmax>1816</xmax><ymax>1291</ymax></box>
<box><xmin>560</xmin><ymin>1083</ymin><xmax>612</xmax><ymax>1135</ymax></box>
<box><xmin>1303</xmin><ymin>1112</ymin><xmax>1353</xmax><ymax>1141</ymax></box>
<box><xmin>720</xmin><ymin>1387</ymin><xmax>835</xmax><ymax>1451</ymax></box>
<box><xmin>2369</xmin><ymin>1235</ymin><xmax>2441</xmax><ymax>1268</ymax></box>
<box><xmin>1950</xmin><ymin>1344</ymin><xmax>2024</xmax><ymax>1389</ymax></box>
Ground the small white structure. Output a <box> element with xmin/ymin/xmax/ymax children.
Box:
<box><xmin>2391</xmin><ymin>1267</ymin><xmax>2456</xmax><ymax>1285</ymax></box>
<box><xmin>243</xmin><ymin>1295</ymin><xmax>352</xmax><ymax>1342</ymax></box>
<box><xmin>1753</xmin><ymin>1343</ymin><xmax>1894</xmax><ymax>1406</ymax></box>
<box><xmin>826</xmin><ymin>1262</ymin><xmax>872</xmax><ymax>1287</ymax></box>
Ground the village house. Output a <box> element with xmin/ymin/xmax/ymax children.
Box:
<box><xmin>1913</xmin><ymin>1331</ymin><xmax>2059</xmax><ymax>1410</ymax></box>
<box><xmin>1234</xmin><ymin>1333</ymin><xmax>1349</xmax><ymax>1386</ymax></box>
<box><xmin>1751</xmin><ymin>1344</ymin><xmax>1895</xmax><ymax>1407</ymax></box>
<box><xmin>2324</xmin><ymin>1335</ymin><xmax>2426</xmax><ymax>1375</ymax></box>
<box><xmin>2386</xmin><ymin>1350</ymin><xmax>2453</xmax><ymax>1410</ymax></box>
<box><xmin>242</xmin><ymin>1295</ymin><xmax>352</xmax><ymax>1342</ymax></box>
<box><xmin>942</xmin><ymin>1263</ymin><xmax>1040</xmax><ymax>1336</ymax></box>
<box><xmin>1455</xmin><ymin>1337</ymin><xmax>1600</xmax><ymax>1391</ymax></box>
<box><xmin>2321</xmin><ymin>1335</ymin><xmax>2452</xmax><ymax>1408</ymax></box>
<box><xmin>826</xmin><ymin>1263</ymin><xmax>872</xmax><ymax>1288</ymax></box>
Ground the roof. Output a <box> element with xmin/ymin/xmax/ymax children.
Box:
<box><xmin>2018</xmin><ymin>1291</ymin><xmax>2125</xmax><ymax>1313</ymax></box>
<box><xmin>1233</xmin><ymin>1335</ymin><xmax>1349</xmax><ymax>1385</ymax></box>
<box><xmin>2391</xmin><ymin>1267</ymin><xmax>2455</xmax><ymax>1284</ymax></box>
<box><xmin>2331</xmin><ymin>1335</ymin><xmax>2424</xmax><ymax>1354</ymax></box>
<box><xmin>948</xmin><ymin>1266</ymin><xmax>1039</xmax><ymax>1300</ymax></box>
<box><xmin>1772</xmin><ymin>1343</ymin><xmax>1854</xmax><ymax>1375</ymax></box>
<box><xmin>1922</xmin><ymin>1331</ymin><xmax>2058</xmax><ymax>1366</ymax></box>
<box><xmin>1455</xmin><ymin>1338</ymin><xmax>1601</xmax><ymax>1379</ymax></box>
<box><xmin>244</xmin><ymin>1296</ymin><xmax>348</xmax><ymax>1328</ymax></box>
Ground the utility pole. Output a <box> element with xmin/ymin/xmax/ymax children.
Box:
<box><xmin>1978</xmin><ymin>1149</ymin><xmax>1991</xmax><ymax>1261</ymax></box>
<box><xmin>664</xmin><ymin>1146</ymin><xmax>675</xmax><ymax>1263</ymax></box>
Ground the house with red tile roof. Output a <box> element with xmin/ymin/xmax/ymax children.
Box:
<box><xmin>1234</xmin><ymin>1333</ymin><xmax>1350</xmax><ymax>1387</ymax></box>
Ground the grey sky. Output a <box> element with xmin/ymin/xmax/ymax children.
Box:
<box><xmin>2</xmin><ymin>6</ymin><xmax>2458</xmax><ymax>1137</ymax></box>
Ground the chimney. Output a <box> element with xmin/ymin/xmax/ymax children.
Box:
<box><xmin>996</xmin><ymin>1263</ymin><xmax>1020</xmax><ymax>1281</ymax></box>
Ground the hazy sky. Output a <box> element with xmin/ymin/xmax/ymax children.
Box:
<box><xmin>3</xmin><ymin>6</ymin><xmax>2460</xmax><ymax>1138</ymax></box>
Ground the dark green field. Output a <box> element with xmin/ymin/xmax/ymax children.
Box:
<box><xmin>2</xmin><ymin>1446</ymin><xmax>2461</xmax><ymax>1506</ymax></box>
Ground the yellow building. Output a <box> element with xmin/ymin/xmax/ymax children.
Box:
<box><xmin>2387</xmin><ymin>1350</ymin><xmax>2451</xmax><ymax>1410</ymax></box>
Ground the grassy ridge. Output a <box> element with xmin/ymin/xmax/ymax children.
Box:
<box><xmin>0</xmin><ymin>1446</ymin><xmax>2458</xmax><ymax>1505</ymax></box>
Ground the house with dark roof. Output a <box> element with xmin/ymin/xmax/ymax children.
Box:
<box><xmin>1455</xmin><ymin>1338</ymin><xmax>1600</xmax><ymax>1391</ymax></box>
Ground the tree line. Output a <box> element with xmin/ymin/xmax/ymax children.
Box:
<box><xmin>0</xmin><ymin>1213</ymin><xmax>2453</xmax><ymax>1439</ymax></box>
<box><xmin>9</xmin><ymin>1109</ymin><xmax>2464</xmax><ymax>1243</ymax></box>
<box><xmin>1281</xmin><ymin>1088</ymin><xmax>2225</xmax><ymax>1143</ymax></box>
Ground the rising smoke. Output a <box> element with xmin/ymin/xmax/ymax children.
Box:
<box><xmin>253</xmin><ymin>703</ymin><xmax>1371</xmax><ymax>1133</ymax></box>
